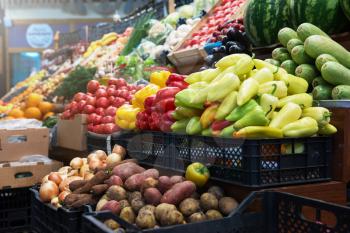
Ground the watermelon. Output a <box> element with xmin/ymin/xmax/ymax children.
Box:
<box><xmin>288</xmin><ymin>0</ymin><xmax>349</xmax><ymax>34</ymax></box>
<box><xmin>244</xmin><ymin>0</ymin><xmax>290</xmax><ymax>46</ymax></box>
<box><xmin>341</xmin><ymin>0</ymin><xmax>350</xmax><ymax>21</ymax></box>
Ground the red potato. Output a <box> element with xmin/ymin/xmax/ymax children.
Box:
<box><xmin>161</xmin><ymin>181</ymin><xmax>196</xmax><ymax>205</ymax></box>
<box><xmin>104</xmin><ymin>175</ymin><xmax>123</xmax><ymax>187</ymax></box>
<box><xmin>170</xmin><ymin>176</ymin><xmax>185</xmax><ymax>185</ymax></box>
<box><xmin>101</xmin><ymin>200</ymin><xmax>121</xmax><ymax>215</ymax></box>
<box><xmin>125</xmin><ymin>169</ymin><xmax>159</xmax><ymax>191</ymax></box>
<box><xmin>112</xmin><ymin>162</ymin><xmax>145</xmax><ymax>181</ymax></box>
<box><xmin>144</xmin><ymin>188</ymin><xmax>162</xmax><ymax>205</ymax></box>
<box><xmin>157</xmin><ymin>176</ymin><xmax>173</xmax><ymax>194</ymax></box>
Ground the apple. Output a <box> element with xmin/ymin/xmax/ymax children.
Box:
<box><xmin>70</xmin><ymin>101</ymin><xmax>79</xmax><ymax>115</ymax></box>
<box><xmin>107</xmin><ymin>88</ymin><xmax>116</xmax><ymax>97</ymax></box>
<box><xmin>95</xmin><ymin>107</ymin><xmax>105</xmax><ymax>116</ymax></box>
<box><xmin>111</xmin><ymin>97</ymin><xmax>126</xmax><ymax>108</ymax></box>
<box><xmin>78</xmin><ymin>100</ymin><xmax>87</xmax><ymax>113</ymax></box>
<box><xmin>96</xmin><ymin>97</ymin><xmax>110</xmax><ymax>108</ymax></box>
<box><xmin>61</xmin><ymin>110</ymin><xmax>71</xmax><ymax>120</ymax></box>
<box><xmin>86</xmin><ymin>96</ymin><xmax>96</xmax><ymax>106</ymax></box>
<box><xmin>101</xmin><ymin>116</ymin><xmax>114</xmax><ymax>124</ymax></box>
<box><xmin>87</xmin><ymin>80</ymin><xmax>100</xmax><ymax>94</ymax></box>
<box><xmin>103</xmin><ymin>123</ymin><xmax>119</xmax><ymax>134</ymax></box>
<box><xmin>95</xmin><ymin>89</ymin><xmax>108</xmax><ymax>98</ymax></box>
<box><xmin>115</xmin><ymin>79</ymin><xmax>127</xmax><ymax>88</ymax></box>
<box><xmin>105</xmin><ymin>106</ymin><xmax>117</xmax><ymax>116</ymax></box>
<box><xmin>74</xmin><ymin>92</ymin><xmax>86</xmax><ymax>102</ymax></box>
<box><xmin>83</xmin><ymin>105</ymin><xmax>95</xmax><ymax>114</ymax></box>
<box><xmin>87</xmin><ymin>123</ymin><xmax>94</xmax><ymax>132</ymax></box>
<box><xmin>108</xmin><ymin>78</ymin><xmax>119</xmax><ymax>86</ymax></box>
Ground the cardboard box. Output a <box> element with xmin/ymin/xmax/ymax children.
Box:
<box><xmin>57</xmin><ymin>114</ymin><xmax>87</xmax><ymax>151</ymax></box>
<box><xmin>0</xmin><ymin>128</ymin><xmax>49</xmax><ymax>162</ymax></box>
<box><xmin>0</xmin><ymin>160</ymin><xmax>63</xmax><ymax>189</ymax></box>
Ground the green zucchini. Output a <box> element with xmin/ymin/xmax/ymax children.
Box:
<box><xmin>332</xmin><ymin>85</ymin><xmax>350</xmax><ymax>100</ymax></box>
<box><xmin>278</xmin><ymin>27</ymin><xmax>299</xmax><ymax>47</ymax></box>
<box><xmin>272</xmin><ymin>48</ymin><xmax>291</xmax><ymax>63</ymax></box>
<box><xmin>315</xmin><ymin>54</ymin><xmax>338</xmax><ymax>71</ymax></box>
<box><xmin>312</xmin><ymin>76</ymin><xmax>328</xmax><ymax>88</ymax></box>
<box><xmin>297</xmin><ymin>23</ymin><xmax>330</xmax><ymax>42</ymax></box>
<box><xmin>321</xmin><ymin>61</ymin><xmax>350</xmax><ymax>85</ymax></box>
<box><xmin>291</xmin><ymin>45</ymin><xmax>313</xmax><ymax>65</ymax></box>
<box><xmin>287</xmin><ymin>38</ymin><xmax>303</xmax><ymax>53</ymax></box>
<box><xmin>281</xmin><ymin>60</ymin><xmax>297</xmax><ymax>75</ymax></box>
<box><xmin>265</xmin><ymin>59</ymin><xmax>281</xmax><ymax>67</ymax></box>
<box><xmin>295</xmin><ymin>64</ymin><xmax>319</xmax><ymax>84</ymax></box>
<box><xmin>305</xmin><ymin>35</ymin><xmax>350</xmax><ymax>69</ymax></box>
<box><xmin>312</xmin><ymin>85</ymin><xmax>333</xmax><ymax>100</ymax></box>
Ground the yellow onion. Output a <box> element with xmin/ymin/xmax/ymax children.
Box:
<box><xmin>40</xmin><ymin>181</ymin><xmax>59</xmax><ymax>203</ymax></box>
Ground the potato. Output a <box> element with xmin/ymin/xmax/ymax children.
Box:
<box><xmin>105</xmin><ymin>175</ymin><xmax>123</xmax><ymax>187</ymax></box>
<box><xmin>208</xmin><ymin>186</ymin><xmax>225</xmax><ymax>200</ymax></box>
<box><xmin>101</xmin><ymin>200</ymin><xmax>121</xmax><ymax>215</ymax></box>
<box><xmin>131</xmin><ymin>198</ymin><xmax>145</xmax><ymax>213</ymax></box>
<box><xmin>96</xmin><ymin>197</ymin><xmax>109</xmax><ymax>211</ymax></box>
<box><xmin>112</xmin><ymin>145</ymin><xmax>126</xmax><ymax>159</ymax></box>
<box><xmin>190</xmin><ymin>192</ymin><xmax>200</xmax><ymax>199</ymax></box>
<box><xmin>104</xmin><ymin>219</ymin><xmax>119</xmax><ymax>230</ymax></box>
<box><xmin>141</xmin><ymin>178</ymin><xmax>159</xmax><ymax>192</ymax></box>
<box><xmin>119</xmin><ymin>200</ymin><xmax>130</xmax><ymax>210</ymax></box>
<box><xmin>155</xmin><ymin>203</ymin><xmax>177</xmax><ymax>221</ymax></box>
<box><xmin>136</xmin><ymin>210</ymin><xmax>156</xmax><ymax>229</ymax></box>
<box><xmin>106</xmin><ymin>186</ymin><xmax>127</xmax><ymax>201</ymax></box>
<box><xmin>157</xmin><ymin>176</ymin><xmax>173</xmax><ymax>194</ymax></box>
<box><xmin>219</xmin><ymin>197</ymin><xmax>238</xmax><ymax>215</ymax></box>
<box><xmin>206</xmin><ymin>210</ymin><xmax>223</xmax><ymax>220</ymax></box>
<box><xmin>189</xmin><ymin>212</ymin><xmax>207</xmax><ymax>223</ymax></box>
<box><xmin>161</xmin><ymin>181</ymin><xmax>196</xmax><ymax>205</ymax></box>
<box><xmin>113</xmin><ymin>162</ymin><xmax>145</xmax><ymax>181</ymax></box>
<box><xmin>139</xmin><ymin>205</ymin><xmax>156</xmax><ymax>214</ymax></box>
<box><xmin>144</xmin><ymin>188</ymin><xmax>162</xmax><ymax>205</ymax></box>
<box><xmin>170</xmin><ymin>176</ymin><xmax>184</xmax><ymax>184</ymax></box>
<box><xmin>200</xmin><ymin>193</ymin><xmax>218</xmax><ymax>211</ymax></box>
<box><xmin>160</xmin><ymin>210</ymin><xmax>184</xmax><ymax>226</ymax></box>
<box><xmin>128</xmin><ymin>191</ymin><xmax>142</xmax><ymax>203</ymax></box>
<box><xmin>179</xmin><ymin>198</ymin><xmax>200</xmax><ymax>216</ymax></box>
<box><xmin>120</xmin><ymin>207</ymin><xmax>135</xmax><ymax>224</ymax></box>
<box><xmin>125</xmin><ymin>169</ymin><xmax>159</xmax><ymax>191</ymax></box>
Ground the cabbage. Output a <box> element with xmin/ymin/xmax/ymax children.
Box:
<box><xmin>164</xmin><ymin>12</ymin><xmax>180</xmax><ymax>27</ymax></box>
<box><xmin>178</xmin><ymin>5</ymin><xmax>194</xmax><ymax>19</ymax></box>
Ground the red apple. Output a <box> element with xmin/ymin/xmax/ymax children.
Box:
<box><xmin>87</xmin><ymin>80</ymin><xmax>100</xmax><ymax>94</ymax></box>
<box><xmin>103</xmin><ymin>123</ymin><xmax>119</xmax><ymax>134</ymax></box>
<box><xmin>95</xmin><ymin>107</ymin><xmax>105</xmax><ymax>116</ymax></box>
<box><xmin>86</xmin><ymin>96</ymin><xmax>96</xmax><ymax>106</ymax></box>
<box><xmin>101</xmin><ymin>116</ymin><xmax>114</xmax><ymax>124</ymax></box>
<box><xmin>95</xmin><ymin>89</ymin><xmax>108</xmax><ymax>98</ymax></box>
<box><xmin>105</xmin><ymin>106</ymin><xmax>117</xmax><ymax>116</ymax></box>
<box><xmin>70</xmin><ymin>101</ymin><xmax>79</xmax><ymax>115</ymax></box>
<box><xmin>96</xmin><ymin>97</ymin><xmax>110</xmax><ymax>108</ymax></box>
<box><xmin>74</xmin><ymin>92</ymin><xmax>86</xmax><ymax>102</ymax></box>
<box><xmin>112</xmin><ymin>97</ymin><xmax>126</xmax><ymax>108</ymax></box>
<box><xmin>108</xmin><ymin>78</ymin><xmax>118</xmax><ymax>86</ymax></box>
<box><xmin>78</xmin><ymin>100</ymin><xmax>87</xmax><ymax>113</ymax></box>
<box><xmin>61</xmin><ymin>110</ymin><xmax>71</xmax><ymax>120</ymax></box>
<box><xmin>87</xmin><ymin>123</ymin><xmax>94</xmax><ymax>132</ymax></box>
<box><xmin>115</xmin><ymin>79</ymin><xmax>127</xmax><ymax>88</ymax></box>
<box><xmin>83</xmin><ymin>105</ymin><xmax>95</xmax><ymax>114</ymax></box>
<box><xmin>107</xmin><ymin>88</ymin><xmax>116</xmax><ymax>97</ymax></box>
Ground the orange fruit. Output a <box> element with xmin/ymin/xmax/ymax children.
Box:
<box><xmin>26</xmin><ymin>93</ymin><xmax>43</xmax><ymax>107</ymax></box>
<box><xmin>24</xmin><ymin>107</ymin><xmax>42</xmax><ymax>120</ymax></box>
<box><xmin>8</xmin><ymin>108</ymin><xmax>24</xmax><ymax>118</ymax></box>
<box><xmin>43</xmin><ymin>112</ymin><xmax>54</xmax><ymax>120</ymax></box>
<box><xmin>39</xmin><ymin>101</ymin><xmax>53</xmax><ymax>114</ymax></box>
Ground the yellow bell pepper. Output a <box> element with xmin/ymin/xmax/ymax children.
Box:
<box><xmin>115</xmin><ymin>104</ymin><xmax>140</xmax><ymax>130</ymax></box>
<box><xmin>132</xmin><ymin>84</ymin><xmax>160</xmax><ymax>109</ymax></box>
<box><xmin>150</xmin><ymin>71</ymin><xmax>171</xmax><ymax>88</ymax></box>
<box><xmin>185</xmin><ymin>162</ymin><xmax>210</xmax><ymax>187</ymax></box>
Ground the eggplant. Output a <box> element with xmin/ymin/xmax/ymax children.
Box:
<box><xmin>205</xmin><ymin>54</ymin><xmax>215</xmax><ymax>67</ymax></box>
<box><xmin>228</xmin><ymin>42</ymin><xmax>245</xmax><ymax>54</ymax></box>
<box><xmin>218</xmin><ymin>46</ymin><xmax>226</xmax><ymax>53</ymax></box>
<box><xmin>221</xmin><ymin>36</ymin><xmax>229</xmax><ymax>45</ymax></box>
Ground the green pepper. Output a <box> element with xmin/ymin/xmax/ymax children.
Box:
<box><xmin>237</xmin><ymin>78</ymin><xmax>259</xmax><ymax>106</ymax></box>
<box><xmin>207</xmin><ymin>73</ymin><xmax>240</xmax><ymax>102</ymax></box>
<box><xmin>215</xmin><ymin>91</ymin><xmax>238</xmax><ymax>120</ymax></box>
<box><xmin>282</xmin><ymin>117</ymin><xmax>319</xmax><ymax>137</ymax></box>
<box><xmin>318</xmin><ymin>123</ymin><xmax>337</xmax><ymax>135</ymax></box>
<box><xmin>172</xmin><ymin>111</ymin><xmax>185</xmax><ymax>120</ymax></box>
<box><xmin>260</xmin><ymin>94</ymin><xmax>278</xmax><ymax>119</ymax></box>
<box><xmin>175</xmin><ymin>89</ymin><xmax>204</xmax><ymax>109</ymax></box>
<box><xmin>233</xmin><ymin>106</ymin><xmax>269</xmax><ymax>130</ymax></box>
<box><xmin>219</xmin><ymin>124</ymin><xmax>235</xmax><ymax>138</ymax></box>
<box><xmin>225</xmin><ymin>99</ymin><xmax>259</xmax><ymax>122</ymax></box>
<box><xmin>185</xmin><ymin>72</ymin><xmax>201</xmax><ymax>84</ymax></box>
<box><xmin>269</xmin><ymin>102</ymin><xmax>302</xmax><ymax>129</ymax></box>
<box><xmin>186</xmin><ymin>116</ymin><xmax>202</xmax><ymax>135</ymax></box>
<box><xmin>171</xmin><ymin>119</ymin><xmax>191</xmax><ymax>133</ymax></box>
<box><xmin>201</xmin><ymin>128</ymin><xmax>213</xmax><ymax>136</ymax></box>
<box><xmin>234</xmin><ymin>126</ymin><xmax>283</xmax><ymax>139</ymax></box>
<box><xmin>277</xmin><ymin>93</ymin><xmax>313</xmax><ymax>109</ymax></box>
<box><xmin>302</xmin><ymin>107</ymin><xmax>331</xmax><ymax>127</ymax></box>
<box><xmin>175</xmin><ymin>106</ymin><xmax>202</xmax><ymax>118</ymax></box>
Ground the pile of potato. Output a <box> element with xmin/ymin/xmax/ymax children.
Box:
<box><xmin>94</xmin><ymin>161</ymin><xmax>239</xmax><ymax>230</ymax></box>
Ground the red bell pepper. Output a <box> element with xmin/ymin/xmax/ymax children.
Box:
<box><xmin>166</xmin><ymin>74</ymin><xmax>185</xmax><ymax>85</ymax></box>
<box><xmin>159</xmin><ymin>120</ymin><xmax>174</xmax><ymax>132</ymax></box>
<box><xmin>154</xmin><ymin>87</ymin><xmax>181</xmax><ymax>103</ymax></box>
<box><xmin>211</xmin><ymin>120</ymin><xmax>232</xmax><ymax>131</ymax></box>
<box><xmin>144</xmin><ymin>95</ymin><xmax>156</xmax><ymax>114</ymax></box>
<box><xmin>155</xmin><ymin>98</ymin><xmax>176</xmax><ymax>113</ymax></box>
<box><xmin>168</xmin><ymin>81</ymin><xmax>188</xmax><ymax>90</ymax></box>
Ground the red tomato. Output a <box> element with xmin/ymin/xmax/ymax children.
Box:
<box><xmin>86</xmin><ymin>96</ymin><xmax>96</xmax><ymax>106</ymax></box>
<box><xmin>83</xmin><ymin>105</ymin><xmax>95</xmax><ymax>114</ymax></box>
<box><xmin>61</xmin><ymin>110</ymin><xmax>71</xmax><ymax>120</ymax></box>
<box><xmin>107</xmin><ymin>88</ymin><xmax>116</xmax><ymax>97</ymax></box>
<box><xmin>105</xmin><ymin>106</ymin><xmax>117</xmax><ymax>116</ymax></box>
<box><xmin>107</xmin><ymin>78</ymin><xmax>119</xmax><ymax>86</ymax></box>
<box><xmin>96</xmin><ymin>97</ymin><xmax>110</xmax><ymax>108</ymax></box>
<box><xmin>87</xmin><ymin>123</ymin><xmax>94</xmax><ymax>132</ymax></box>
<box><xmin>73</xmin><ymin>92</ymin><xmax>86</xmax><ymax>102</ymax></box>
<box><xmin>103</xmin><ymin>123</ymin><xmax>119</xmax><ymax>134</ymax></box>
<box><xmin>78</xmin><ymin>100</ymin><xmax>87</xmax><ymax>113</ymax></box>
<box><xmin>101</xmin><ymin>116</ymin><xmax>114</xmax><ymax>124</ymax></box>
<box><xmin>111</xmin><ymin>97</ymin><xmax>126</xmax><ymax>108</ymax></box>
<box><xmin>95</xmin><ymin>89</ymin><xmax>108</xmax><ymax>98</ymax></box>
<box><xmin>87</xmin><ymin>80</ymin><xmax>100</xmax><ymax>94</ymax></box>
<box><xmin>115</xmin><ymin>79</ymin><xmax>127</xmax><ymax>88</ymax></box>
<box><xmin>95</xmin><ymin>107</ymin><xmax>105</xmax><ymax>116</ymax></box>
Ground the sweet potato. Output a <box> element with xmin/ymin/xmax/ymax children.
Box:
<box><xmin>104</xmin><ymin>175</ymin><xmax>123</xmax><ymax>187</ymax></box>
<box><xmin>160</xmin><ymin>181</ymin><xmax>196</xmax><ymax>205</ymax></box>
<box><xmin>73</xmin><ymin>170</ymin><xmax>111</xmax><ymax>194</ymax></box>
<box><xmin>91</xmin><ymin>184</ymin><xmax>109</xmax><ymax>196</ymax></box>
<box><xmin>101</xmin><ymin>200</ymin><xmax>121</xmax><ymax>215</ymax></box>
<box><xmin>157</xmin><ymin>176</ymin><xmax>173</xmax><ymax>194</ymax></box>
<box><xmin>71</xmin><ymin>195</ymin><xmax>99</xmax><ymax>208</ymax></box>
<box><xmin>112</xmin><ymin>162</ymin><xmax>145</xmax><ymax>181</ymax></box>
<box><xmin>144</xmin><ymin>188</ymin><xmax>162</xmax><ymax>205</ymax></box>
<box><xmin>69</xmin><ymin>180</ymin><xmax>88</xmax><ymax>192</ymax></box>
<box><xmin>64</xmin><ymin>193</ymin><xmax>91</xmax><ymax>206</ymax></box>
<box><xmin>125</xmin><ymin>169</ymin><xmax>159</xmax><ymax>191</ymax></box>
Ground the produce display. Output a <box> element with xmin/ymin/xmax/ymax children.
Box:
<box><xmin>265</xmin><ymin>23</ymin><xmax>350</xmax><ymax>100</ymax></box>
<box><xmin>39</xmin><ymin>146</ymin><xmax>239</xmax><ymax>231</ymax></box>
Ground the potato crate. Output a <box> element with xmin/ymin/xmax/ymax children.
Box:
<box><xmin>107</xmin><ymin>131</ymin><xmax>332</xmax><ymax>188</ymax></box>
<box><xmin>0</xmin><ymin>187</ymin><xmax>31</xmax><ymax>233</ymax></box>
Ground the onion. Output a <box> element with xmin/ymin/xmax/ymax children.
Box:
<box><xmin>106</xmin><ymin>153</ymin><xmax>123</xmax><ymax>166</ymax></box>
<box><xmin>70</xmin><ymin>157</ymin><xmax>83</xmax><ymax>169</ymax></box>
<box><xmin>59</xmin><ymin>176</ymin><xmax>83</xmax><ymax>192</ymax></box>
<box><xmin>67</xmin><ymin>169</ymin><xmax>79</xmax><ymax>177</ymax></box>
<box><xmin>40</xmin><ymin>181</ymin><xmax>59</xmax><ymax>203</ymax></box>
<box><xmin>58</xmin><ymin>166</ymin><xmax>72</xmax><ymax>174</ymax></box>
<box><xmin>87</xmin><ymin>153</ymin><xmax>99</xmax><ymax>162</ymax></box>
<box><xmin>89</xmin><ymin>158</ymin><xmax>102</xmax><ymax>170</ymax></box>
<box><xmin>84</xmin><ymin>173</ymin><xmax>94</xmax><ymax>180</ymax></box>
<box><xmin>50</xmin><ymin>197</ymin><xmax>61</xmax><ymax>208</ymax></box>
<box><xmin>94</xmin><ymin>150</ymin><xmax>107</xmax><ymax>161</ymax></box>
<box><xmin>58</xmin><ymin>191</ymin><xmax>70</xmax><ymax>203</ymax></box>
<box><xmin>79</xmin><ymin>164</ymin><xmax>90</xmax><ymax>178</ymax></box>
<box><xmin>82</xmin><ymin>158</ymin><xmax>88</xmax><ymax>165</ymax></box>
<box><xmin>112</xmin><ymin>145</ymin><xmax>126</xmax><ymax>159</ymax></box>
<box><xmin>48</xmin><ymin>172</ymin><xmax>62</xmax><ymax>185</ymax></box>
<box><xmin>42</xmin><ymin>175</ymin><xmax>49</xmax><ymax>183</ymax></box>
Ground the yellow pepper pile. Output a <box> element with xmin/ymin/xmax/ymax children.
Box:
<box><xmin>150</xmin><ymin>70</ymin><xmax>171</xmax><ymax>88</ymax></box>
<box><xmin>115</xmin><ymin>104</ymin><xmax>140</xmax><ymax>130</ymax></box>
<box><xmin>131</xmin><ymin>84</ymin><xmax>160</xmax><ymax>109</ymax></box>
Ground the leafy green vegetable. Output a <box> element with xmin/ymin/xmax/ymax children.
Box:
<box><xmin>42</xmin><ymin>116</ymin><xmax>58</xmax><ymax>128</ymax></box>
<box><xmin>54</xmin><ymin>66</ymin><xmax>97</xmax><ymax>99</ymax></box>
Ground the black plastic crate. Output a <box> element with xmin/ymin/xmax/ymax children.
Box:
<box><xmin>87</xmin><ymin>131</ymin><xmax>137</xmax><ymax>153</ymax></box>
<box><xmin>30</xmin><ymin>187</ymin><xmax>87</xmax><ymax>233</ymax></box>
<box><xmin>236</xmin><ymin>191</ymin><xmax>350</xmax><ymax>233</ymax></box>
<box><xmin>0</xmin><ymin>187</ymin><xmax>31</xmax><ymax>233</ymax></box>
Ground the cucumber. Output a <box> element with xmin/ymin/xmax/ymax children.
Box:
<box><xmin>321</xmin><ymin>61</ymin><xmax>350</xmax><ymax>85</ymax></box>
<box><xmin>312</xmin><ymin>76</ymin><xmax>328</xmax><ymax>88</ymax></box>
<box><xmin>312</xmin><ymin>85</ymin><xmax>333</xmax><ymax>100</ymax></box>
<box><xmin>287</xmin><ymin>38</ymin><xmax>303</xmax><ymax>53</ymax></box>
<box><xmin>297</xmin><ymin>23</ymin><xmax>330</xmax><ymax>42</ymax></box>
<box><xmin>265</xmin><ymin>59</ymin><xmax>280</xmax><ymax>67</ymax></box>
<box><xmin>315</xmin><ymin>54</ymin><xmax>338</xmax><ymax>71</ymax></box>
<box><xmin>272</xmin><ymin>48</ymin><xmax>290</xmax><ymax>63</ymax></box>
<box><xmin>278</xmin><ymin>27</ymin><xmax>299</xmax><ymax>47</ymax></box>
<box><xmin>281</xmin><ymin>60</ymin><xmax>297</xmax><ymax>74</ymax></box>
<box><xmin>305</xmin><ymin>35</ymin><xmax>350</xmax><ymax>69</ymax></box>
<box><xmin>295</xmin><ymin>64</ymin><xmax>318</xmax><ymax>84</ymax></box>
<box><xmin>332</xmin><ymin>85</ymin><xmax>350</xmax><ymax>99</ymax></box>
<box><xmin>291</xmin><ymin>45</ymin><xmax>313</xmax><ymax>65</ymax></box>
